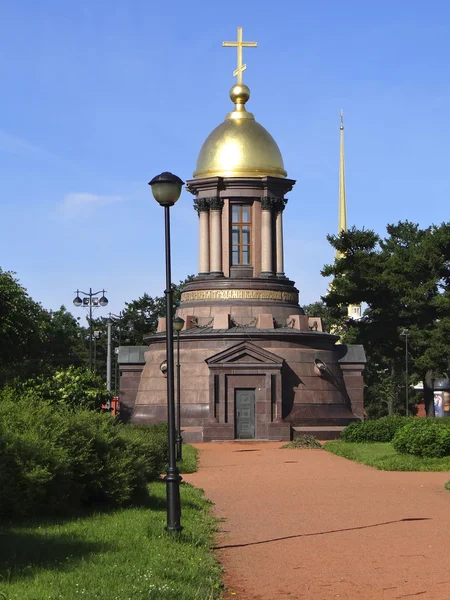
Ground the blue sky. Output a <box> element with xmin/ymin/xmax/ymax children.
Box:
<box><xmin>1</xmin><ymin>1</ymin><xmax>450</xmax><ymax>319</ymax></box>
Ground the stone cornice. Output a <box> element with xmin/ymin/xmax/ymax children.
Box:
<box><xmin>186</xmin><ymin>176</ymin><xmax>296</xmax><ymax>199</ymax></box>
<box><xmin>144</xmin><ymin>328</ymin><xmax>339</xmax><ymax>346</ymax></box>
<box><xmin>185</xmin><ymin>177</ymin><xmax>225</xmax><ymax>197</ymax></box>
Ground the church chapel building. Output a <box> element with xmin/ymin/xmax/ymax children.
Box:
<box><xmin>123</xmin><ymin>28</ymin><xmax>366</xmax><ymax>441</ymax></box>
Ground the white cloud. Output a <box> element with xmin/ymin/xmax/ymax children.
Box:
<box><xmin>57</xmin><ymin>193</ymin><xmax>125</xmax><ymax>219</ymax></box>
<box><xmin>0</xmin><ymin>130</ymin><xmax>60</xmax><ymax>161</ymax></box>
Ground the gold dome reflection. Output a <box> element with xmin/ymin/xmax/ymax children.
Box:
<box><xmin>193</xmin><ymin>85</ymin><xmax>287</xmax><ymax>179</ymax></box>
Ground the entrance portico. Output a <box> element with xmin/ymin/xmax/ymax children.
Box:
<box><xmin>203</xmin><ymin>341</ymin><xmax>288</xmax><ymax>441</ymax></box>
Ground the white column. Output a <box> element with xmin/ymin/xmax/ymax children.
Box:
<box><xmin>198</xmin><ymin>209</ymin><xmax>210</xmax><ymax>275</ymax></box>
<box><xmin>276</xmin><ymin>210</ymin><xmax>284</xmax><ymax>276</ymax></box>
<box><xmin>210</xmin><ymin>209</ymin><xmax>223</xmax><ymax>274</ymax></box>
<box><xmin>261</xmin><ymin>209</ymin><xmax>273</xmax><ymax>276</ymax></box>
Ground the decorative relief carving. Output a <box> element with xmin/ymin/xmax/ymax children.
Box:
<box><xmin>208</xmin><ymin>197</ymin><xmax>224</xmax><ymax>211</ymax></box>
<box><xmin>193</xmin><ymin>197</ymin><xmax>223</xmax><ymax>212</ymax></box>
<box><xmin>261</xmin><ymin>196</ymin><xmax>288</xmax><ymax>212</ymax></box>
<box><xmin>194</xmin><ymin>198</ymin><xmax>210</xmax><ymax>213</ymax></box>
<box><xmin>181</xmin><ymin>289</ymin><xmax>298</xmax><ymax>303</ymax></box>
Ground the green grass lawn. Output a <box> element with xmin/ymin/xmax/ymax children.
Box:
<box><xmin>177</xmin><ymin>443</ymin><xmax>199</xmax><ymax>474</ymax></box>
<box><xmin>323</xmin><ymin>441</ymin><xmax>450</xmax><ymax>471</ymax></box>
<box><xmin>0</xmin><ymin>445</ymin><xmax>222</xmax><ymax>600</ymax></box>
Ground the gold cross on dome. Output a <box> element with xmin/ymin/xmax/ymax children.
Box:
<box><xmin>222</xmin><ymin>26</ymin><xmax>257</xmax><ymax>84</ymax></box>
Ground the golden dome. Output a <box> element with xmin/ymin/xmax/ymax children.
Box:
<box><xmin>193</xmin><ymin>84</ymin><xmax>287</xmax><ymax>179</ymax></box>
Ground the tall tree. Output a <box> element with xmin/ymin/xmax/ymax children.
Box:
<box><xmin>90</xmin><ymin>275</ymin><xmax>195</xmax><ymax>381</ymax></box>
<box><xmin>323</xmin><ymin>221</ymin><xmax>450</xmax><ymax>417</ymax></box>
<box><xmin>302</xmin><ymin>300</ymin><xmax>347</xmax><ymax>335</ymax></box>
<box><xmin>43</xmin><ymin>306</ymin><xmax>88</xmax><ymax>369</ymax></box>
<box><xmin>0</xmin><ymin>268</ymin><xmax>49</xmax><ymax>384</ymax></box>
<box><xmin>118</xmin><ymin>275</ymin><xmax>195</xmax><ymax>346</ymax></box>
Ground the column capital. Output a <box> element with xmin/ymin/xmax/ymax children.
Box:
<box><xmin>194</xmin><ymin>197</ymin><xmax>224</xmax><ymax>212</ymax></box>
<box><xmin>208</xmin><ymin>197</ymin><xmax>224</xmax><ymax>211</ymax></box>
<box><xmin>261</xmin><ymin>196</ymin><xmax>288</xmax><ymax>212</ymax></box>
<box><xmin>194</xmin><ymin>198</ymin><xmax>210</xmax><ymax>213</ymax></box>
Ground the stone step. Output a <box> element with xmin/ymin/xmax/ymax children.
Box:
<box><xmin>293</xmin><ymin>425</ymin><xmax>345</xmax><ymax>441</ymax></box>
<box><xmin>181</xmin><ymin>426</ymin><xmax>203</xmax><ymax>443</ymax></box>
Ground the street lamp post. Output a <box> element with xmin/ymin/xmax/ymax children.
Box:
<box><xmin>93</xmin><ymin>330</ymin><xmax>101</xmax><ymax>373</ymax></box>
<box><xmin>73</xmin><ymin>289</ymin><xmax>108</xmax><ymax>370</ymax></box>
<box><xmin>107</xmin><ymin>312</ymin><xmax>123</xmax><ymax>394</ymax></box>
<box><xmin>173</xmin><ymin>316</ymin><xmax>185</xmax><ymax>461</ymax></box>
<box><xmin>149</xmin><ymin>171</ymin><xmax>184</xmax><ymax>533</ymax></box>
<box><xmin>402</xmin><ymin>329</ymin><xmax>409</xmax><ymax>416</ymax></box>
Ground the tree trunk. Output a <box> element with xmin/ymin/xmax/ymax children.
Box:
<box><xmin>423</xmin><ymin>370</ymin><xmax>435</xmax><ymax>417</ymax></box>
<box><xmin>387</xmin><ymin>396</ymin><xmax>394</xmax><ymax>416</ymax></box>
<box><xmin>388</xmin><ymin>364</ymin><xmax>396</xmax><ymax>415</ymax></box>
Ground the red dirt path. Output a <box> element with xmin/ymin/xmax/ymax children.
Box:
<box><xmin>184</xmin><ymin>442</ymin><xmax>450</xmax><ymax>600</ymax></box>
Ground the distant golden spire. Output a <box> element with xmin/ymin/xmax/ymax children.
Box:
<box><xmin>337</xmin><ymin>110</ymin><xmax>362</xmax><ymax>321</ymax></box>
<box><xmin>222</xmin><ymin>26</ymin><xmax>257</xmax><ymax>84</ymax></box>
<box><xmin>338</xmin><ymin>109</ymin><xmax>347</xmax><ymax>237</ymax></box>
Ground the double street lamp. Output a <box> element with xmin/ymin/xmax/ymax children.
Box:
<box><xmin>73</xmin><ymin>289</ymin><xmax>108</xmax><ymax>370</ymax></box>
<box><xmin>149</xmin><ymin>171</ymin><xmax>184</xmax><ymax>533</ymax></box>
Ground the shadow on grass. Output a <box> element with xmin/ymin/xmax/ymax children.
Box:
<box><xmin>0</xmin><ymin>530</ymin><xmax>110</xmax><ymax>583</ymax></box>
<box><xmin>1</xmin><ymin>481</ymin><xmax>200</xmax><ymax>529</ymax></box>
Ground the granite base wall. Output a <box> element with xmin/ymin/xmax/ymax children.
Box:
<box><xmin>130</xmin><ymin>333</ymin><xmax>364</xmax><ymax>436</ymax></box>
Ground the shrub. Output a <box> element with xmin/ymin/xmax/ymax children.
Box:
<box><xmin>392</xmin><ymin>418</ymin><xmax>450</xmax><ymax>458</ymax></box>
<box><xmin>7</xmin><ymin>366</ymin><xmax>110</xmax><ymax>410</ymax></box>
<box><xmin>0</xmin><ymin>393</ymin><xmax>168</xmax><ymax>519</ymax></box>
<box><xmin>341</xmin><ymin>416</ymin><xmax>414</xmax><ymax>443</ymax></box>
<box><xmin>281</xmin><ymin>435</ymin><xmax>322</xmax><ymax>449</ymax></box>
<box><xmin>118</xmin><ymin>423</ymin><xmax>169</xmax><ymax>481</ymax></box>
<box><xmin>445</xmin><ymin>481</ymin><xmax>450</xmax><ymax>491</ymax></box>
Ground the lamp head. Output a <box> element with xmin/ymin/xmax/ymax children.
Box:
<box><xmin>173</xmin><ymin>316</ymin><xmax>185</xmax><ymax>332</ymax></box>
<box><xmin>99</xmin><ymin>296</ymin><xmax>109</xmax><ymax>307</ymax></box>
<box><xmin>73</xmin><ymin>295</ymin><xmax>82</xmax><ymax>307</ymax></box>
<box><xmin>148</xmin><ymin>171</ymin><xmax>184</xmax><ymax>207</ymax></box>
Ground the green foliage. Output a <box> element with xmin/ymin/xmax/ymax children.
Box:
<box><xmin>322</xmin><ymin>221</ymin><xmax>450</xmax><ymax>417</ymax></box>
<box><xmin>281</xmin><ymin>435</ymin><xmax>322</xmax><ymax>449</ymax></box>
<box><xmin>119</xmin><ymin>425</ymin><xmax>199</xmax><ymax>474</ymax></box>
<box><xmin>0</xmin><ymin>394</ymin><xmax>169</xmax><ymax>519</ymax></box>
<box><xmin>0</xmin><ymin>482</ymin><xmax>223</xmax><ymax>600</ymax></box>
<box><xmin>324</xmin><ymin>441</ymin><xmax>450</xmax><ymax>471</ymax></box>
<box><xmin>0</xmin><ymin>268</ymin><xmax>49</xmax><ymax>384</ymax></box>
<box><xmin>0</xmin><ymin>265</ymin><xmax>194</xmax><ymax>386</ymax></box>
<box><xmin>392</xmin><ymin>418</ymin><xmax>450</xmax><ymax>458</ymax></box>
<box><xmin>103</xmin><ymin>275</ymin><xmax>196</xmax><ymax>347</ymax></box>
<box><xmin>177</xmin><ymin>443</ymin><xmax>199</xmax><ymax>474</ymax></box>
<box><xmin>444</xmin><ymin>481</ymin><xmax>450</xmax><ymax>491</ymax></box>
<box><xmin>44</xmin><ymin>305</ymin><xmax>88</xmax><ymax>368</ymax></box>
<box><xmin>302</xmin><ymin>301</ymin><xmax>340</xmax><ymax>334</ymax></box>
<box><xmin>87</xmin><ymin>275</ymin><xmax>195</xmax><ymax>384</ymax></box>
<box><xmin>119</xmin><ymin>424</ymin><xmax>169</xmax><ymax>481</ymax></box>
<box><xmin>341</xmin><ymin>416</ymin><xmax>414</xmax><ymax>443</ymax></box>
<box><xmin>11</xmin><ymin>365</ymin><xmax>110</xmax><ymax>410</ymax></box>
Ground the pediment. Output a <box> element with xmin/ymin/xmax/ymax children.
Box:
<box><xmin>206</xmin><ymin>341</ymin><xmax>284</xmax><ymax>367</ymax></box>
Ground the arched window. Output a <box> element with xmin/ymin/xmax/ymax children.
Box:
<box><xmin>231</xmin><ymin>204</ymin><xmax>252</xmax><ymax>266</ymax></box>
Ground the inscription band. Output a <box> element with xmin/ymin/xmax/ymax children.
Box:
<box><xmin>181</xmin><ymin>289</ymin><xmax>298</xmax><ymax>303</ymax></box>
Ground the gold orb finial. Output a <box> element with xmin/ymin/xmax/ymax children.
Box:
<box><xmin>192</xmin><ymin>30</ymin><xmax>286</xmax><ymax>180</ymax></box>
<box><xmin>230</xmin><ymin>83</ymin><xmax>250</xmax><ymax>105</ymax></box>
